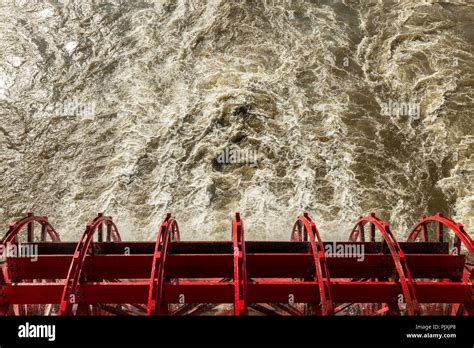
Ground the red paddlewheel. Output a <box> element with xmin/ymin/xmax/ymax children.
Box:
<box><xmin>292</xmin><ymin>213</ymin><xmax>333</xmax><ymax>315</ymax></box>
<box><xmin>348</xmin><ymin>213</ymin><xmax>420</xmax><ymax>315</ymax></box>
<box><xmin>58</xmin><ymin>213</ymin><xmax>121</xmax><ymax>316</ymax></box>
<box><xmin>0</xmin><ymin>212</ymin><xmax>472</xmax><ymax>316</ymax></box>
<box><xmin>407</xmin><ymin>213</ymin><xmax>473</xmax><ymax>315</ymax></box>
<box><xmin>0</xmin><ymin>212</ymin><xmax>60</xmax><ymax>315</ymax></box>
<box><xmin>147</xmin><ymin>213</ymin><xmax>180</xmax><ymax>315</ymax></box>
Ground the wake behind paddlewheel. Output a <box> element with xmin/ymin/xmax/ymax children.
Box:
<box><xmin>0</xmin><ymin>212</ymin><xmax>472</xmax><ymax>316</ymax></box>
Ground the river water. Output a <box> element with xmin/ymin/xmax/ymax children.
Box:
<box><xmin>0</xmin><ymin>0</ymin><xmax>473</xmax><ymax>242</ymax></box>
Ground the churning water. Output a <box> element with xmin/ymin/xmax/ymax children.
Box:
<box><xmin>0</xmin><ymin>0</ymin><xmax>473</xmax><ymax>242</ymax></box>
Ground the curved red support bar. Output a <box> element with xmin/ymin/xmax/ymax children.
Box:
<box><xmin>1</xmin><ymin>212</ymin><xmax>60</xmax><ymax>244</ymax></box>
<box><xmin>232</xmin><ymin>213</ymin><xmax>248</xmax><ymax>316</ymax></box>
<box><xmin>292</xmin><ymin>213</ymin><xmax>333</xmax><ymax>315</ymax></box>
<box><xmin>147</xmin><ymin>213</ymin><xmax>180</xmax><ymax>316</ymax></box>
<box><xmin>408</xmin><ymin>213</ymin><xmax>473</xmax><ymax>255</ymax></box>
<box><xmin>407</xmin><ymin>213</ymin><xmax>473</xmax><ymax>316</ymax></box>
<box><xmin>349</xmin><ymin>213</ymin><xmax>420</xmax><ymax>315</ymax></box>
<box><xmin>0</xmin><ymin>213</ymin><xmax>61</xmax><ymax>316</ymax></box>
<box><xmin>58</xmin><ymin>213</ymin><xmax>121</xmax><ymax>316</ymax></box>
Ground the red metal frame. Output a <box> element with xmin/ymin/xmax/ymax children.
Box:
<box><xmin>407</xmin><ymin>213</ymin><xmax>473</xmax><ymax>315</ymax></box>
<box><xmin>0</xmin><ymin>213</ymin><xmax>61</xmax><ymax>316</ymax></box>
<box><xmin>408</xmin><ymin>213</ymin><xmax>473</xmax><ymax>254</ymax></box>
<box><xmin>1</xmin><ymin>212</ymin><xmax>472</xmax><ymax>316</ymax></box>
<box><xmin>58</xmin><ymin>213</ymin><xmax>121</xmax><ymax>316</ymax></box>
<box><xmin>233</xmin><ymin>213</ymin><xmax>248</xmax><ymax>315</ymax></box>
<box><xmin>292</xmin><ymin>213</ymin><xmax>333</xmax><ymax>315</ymax></box>
<box><xmin>1</xmin><ymin>212</ymin><xmax>60</xmax><ymax>244</ymax></box>
<box><xmin>349</xmin><ymin>213</ymin><xmax>420</xmax><ymax>315</ymax></box>
<box><xmin>147</xmin><ymin>213</ymin><xmax>180</xmax><ymax>315</ymax></box>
